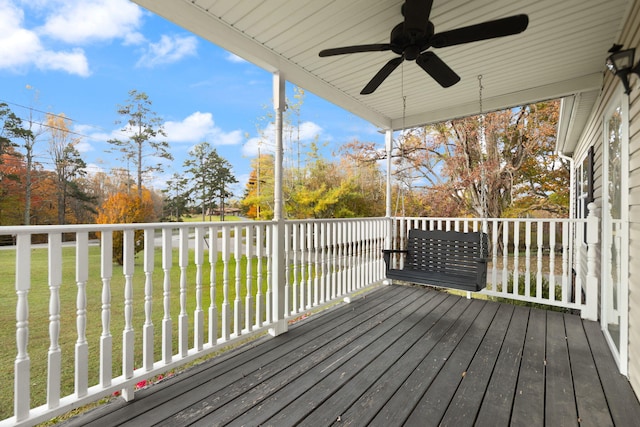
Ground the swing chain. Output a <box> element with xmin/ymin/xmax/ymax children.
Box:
<box><xmin>478</xmin><ymin>75</ymin><xmax>488</xmax><ymax>258</ymax></box>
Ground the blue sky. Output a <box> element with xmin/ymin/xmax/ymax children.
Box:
<box><xmin>0</xmin><ymin>0</ymin><xmax>383</xmax><ymax>195</ymax></box>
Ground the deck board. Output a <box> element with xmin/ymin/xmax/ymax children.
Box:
<box><xmin>564</xmin><ymin>314</ymin><xmax>613</xmax><ymax>427</ymax></box>
<box><xmin>474</xmin><ymin>304</ymin><xmax>529</xmax><ymax>426</ymax></box>
<box><xmin>511</xmin><ymin>306</ymin><xmax>546</xmax><ymax>426</ymax></box>
<box><xmin>60</xmin><ymin>284</ymin><xmax>640</xmax><ymax>427</ymax></box>
<box><xmin>404</xmin><ymin>301</ymin><xmax>500</xmax><ymax>426</ymax></box>
<box><xmin>439</xmin><ymin>303</ymin><xmax>514</xmax><ymax>427</ymax></box>
<box><xmin>545</xmin><ymin>310</ymin><xmax>578</xmax><ymax>427</ymax></box>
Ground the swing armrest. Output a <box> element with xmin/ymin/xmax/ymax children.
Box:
<box><xmin>382</xmin><ymin>249</ymin><xmax>408</xmax><ymax>270</ymax></box>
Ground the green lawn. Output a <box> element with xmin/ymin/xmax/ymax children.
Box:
<box><xmin>180</xmin><ymin>214</ymin><xmax>244</xmax><ymax>223</ymax></box>
<box><xmin>0</xmin><ymin>244</ymin><xmax>268</xmax><ymax>420</ymax></box>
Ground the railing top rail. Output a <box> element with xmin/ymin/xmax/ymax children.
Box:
<box><xmin>394</xmin><ymin>216</ymin><xmax>583</xmax><ymax>224</ymax></box>
<box><xmin>0</xmin><ymin>216</ymin><xmax>587</xmax><ymax>236</ymax></box>
<box><xmin>285</xmin><ymin>217</ymin><xmax>387</xmax><ymax>225</ymax></box>
<box><xmin>0</xmin><ymin>220</ymin><xmax>275</xmax><ymax>235</ymax></box>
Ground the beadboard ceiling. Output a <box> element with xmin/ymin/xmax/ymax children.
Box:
<box><xmin>133</xmin><ymin>0</ymin><xmax>630</xmax><ymax>149</ymax></box>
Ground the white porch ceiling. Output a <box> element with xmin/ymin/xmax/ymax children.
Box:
<box><xmin>133</xmin><ymin>0</ymin><xmax>630</xmax><ymax>139</ymax></box>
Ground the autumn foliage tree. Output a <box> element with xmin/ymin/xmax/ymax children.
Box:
<box><xmin>342</xmin><ymin>101</ymin><xmax>567</xmax><ymax>218</ymax></box>
<box><xmin>46</xmin><ymin>112</ymin><xmax>90</xmax><ymax>224</ymax></box>
<box><xmin>242</xmin><ymin>144</ymin><xmax>385</xmax><ymax>219</ymax></box>
<box><xmin>96</xmin><ymin>187</ymin><xmax>156</xmax><ymax>264</ymax></box>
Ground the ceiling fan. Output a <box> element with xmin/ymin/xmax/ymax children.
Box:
<box><xmin>318</xmin><ymin>0</ymin><xmax>529</xmax><ymax>95</ymax></box>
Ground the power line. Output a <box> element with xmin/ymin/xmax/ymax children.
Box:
<box><xmin>0</xmin><ymin>97</ymin><xmax>132</xmax><ymax>143</ymax></box>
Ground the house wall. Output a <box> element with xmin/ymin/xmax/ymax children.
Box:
<box><xmin>573</xmin><ymin>0</ymin><xmax>640</xmax><ymax>394</ymax></box>
<box><xmin>626</xmin><ymin>0</ymin><xmax>640</xmax><ymax>394</ymax></box>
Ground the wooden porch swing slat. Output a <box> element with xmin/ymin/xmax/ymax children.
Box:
<box><xmin>383</xmin><ymin>229</ymin><xmax>489</xmax><ymax>292</ymax></box>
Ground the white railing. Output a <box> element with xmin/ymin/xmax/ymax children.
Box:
<box><xmin>0</xmin><ymin>218</ymin><xmax>387</xmax><ymax>426</ymax></box>
<box><xmin>391</xmin><ymin>206</ymin><xmax>599</xmax><ymax>316</ymax></box>
<box><xmin>0</xmin><ymin>211</ymin><xmax>599</xmax><ymax>426</ymax></box>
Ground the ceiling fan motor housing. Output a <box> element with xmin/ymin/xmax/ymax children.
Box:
<box><xmin>390</xmin><ymin>21</ymin><xmax>435</xmax><ymax>60</ymax></box>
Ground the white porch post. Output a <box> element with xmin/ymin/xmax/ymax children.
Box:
<box><xmin>384</xmin><ymin>129</ymin><xmax>393</xmax><ymax>285</ymax></box>
<box><xmin>385</xmin><ymin>129</ymin><xmax>392</xmax><ymax>220</ymax></box>
<box><xmin>583</xmin><ymin>202</ymin><xmax>599</xmax><ymax>320</ymax></box>
<box><xmin>270</xmin><ymin>71</ymin><xmax>288</xmax><ymax>336</ymax></box>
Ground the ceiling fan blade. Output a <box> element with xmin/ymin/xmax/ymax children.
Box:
<box><xmin>402</xmin><ymin>0</ymin><xmax>434</xmax><ymax>37</ymax></box>
<box><xmin>430</xmin><ymin>14</ymin><xmax>529</xmax><ymax>48</ymax></box>
<box><xmin>361</xmin><ymin>56</ymin><xmax>404</xmax><ymax>94</ymax></box>
<box><xmin>416</xmin><ymin>51</ymin><xmax>460</xmax><ymax>88</ymax></box>
<box><xmin>319</xmin><ymin>44</ymin><xmax>392</xmax><ymax>57</ymax></box>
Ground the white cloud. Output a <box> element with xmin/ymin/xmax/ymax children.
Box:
<box><xmin>136</xmin><ymin>34</ymin><xmax>197</xmax><ymax>68</ymax></box>
<box><xmin>36</xmin><ymin>48</ymin><xmax>89</xmax><ymax>75</ymax></box>
<box><xmin>163</xmin><ymin>111</ymin><xmax>243</xmax><ymax>146</ymax></box>
<box><xmin>0</xmin><ymin>0</ymin><xmax>89</xmax><ymax>75</ymax></box>
<box><xmin>297</xmin><ymin>121</ymin><xmax>323</xmax><ymax>140</ymax></box>
<box><xmin>39</xmin><ymin>0</ymin><xmax>144</xmax><ymax>45</ymax></box>
<box><xmin>75</xmin><ymin>140</ymin><xmax>93</xmax><ymax>153</ymax></box>
<box><xmin>225</xmin><ymin>52</ymin><xmax>247</xmax><ymax>63</ymax></box>
<box><xmin>242</xmin><ymin>121</ymin><xmax>323</xmax><ymax>157</ymax></box>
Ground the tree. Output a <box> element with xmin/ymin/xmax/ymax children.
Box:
<box><xmin>46</xmin><ymin>112</ymin><xmax>90</xmax><ymax>224</ymax></box>
<box><xmin>0</xmin><ymin>147</ymin><xmax>26</xmax><ymax>225</ymax></box>
<box><xmin>107</xmin><ymin>89</ymin><xmax>173</xmax><ymax>200</ymax></box>
<box><xmin>242</xmin><ymin>153</ymin><xmax>275</xmax><ymax>219</ymax></box>
<box><xmin>162</xmin><ymin>172</ymin><xmax>190</xmax><ymax>221</ymax></box>
<box><xmin>96</xmin><ymin>187</ymin><xmax>156</xmax><ymax>264</ymax></box>
<box><xmin>184</xmin><ymin>142</ymin><xmax>237</xmax><ymax>221</ymax></box>
<box><xmin>342</xmin><ymin>101</ymin><xmax>568</xmax><ymax>218</ymax></box>
<box><xmin>0</xmin><ymin>103</ymin><xmax>21</xmax><ymax>159</ymax></box>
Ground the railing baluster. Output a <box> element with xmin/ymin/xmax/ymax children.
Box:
<box><xmin>208</xmin><ymin>226</ymin><xmax>219</xmax><ymax>344</ymax></box>
<box><xmin>339</xmin><ymin>222</ymin><xmax>345</xmax><ymax>296</ymax></box>
<box><xmin>313</xmin><ymin>222</ymin><xmax>320</xmax><ymax>307</ymax></box>
<box><xmin>491</xmin><ymin>219</ymin><xmax>498</xmax><ymax>288</ymax></box>
<box><xmin>513</xmin><ymin>222</ymin><xmax>520</xmax><ymax>294</ymax></box>
<box><xmin>161</xmin><ymin>228</ymin><xmax>172</xmax><ymax>364</ymax></box>
<box><xmin>537</xmin><ymin>221</ymin><xmax>544</xmax><ymax>299</ymax></box>
<box><xmin>549</xmin><ymin>222</ymin><xmax>557</xmax><ymax>300</ymax></box>
<box><xmin>292</xmin><ymin>223</ymin><xmax>299</xmax><ymax>314</ymax></box>
<box><xmin>75</xmin><ymin>232</ymin><xmax>89</xmax><ymax>398</ymax></box>
<box><xmin>122</xmin><ymin>229</ymin><xmax>135</xmax><ymax>400</ymax></box>
<box><xmin>100</xmin><ymin>231</ymin><xmax>113</xmax><ymax>386</ymax></box>
<box><xmin>331</xmin><ymin>222</ymin><xmax>338</xmax><ymax>299</ymax></box>
<box><xmin>47</xmin><ymin>233</ymin><xmax>62</xmax><ymax>408</ymax></box>
<box><xmin>143</xmin><ymin>229</ymin><xmax>154</xmax><ymax>371</ymax></box>
<box><xmin>562</xmin><ymin>222</ymin><xmax>570</xmax><ymax>303</ymax></box>
<box><xmin>234</xmin><ymin>225</ymin><xmax>243</xmax><ymax>336</ymax></box>
<box><xmin>320</xmin><ymin>222</ymin><xmax>327</xmax><ymax>304</ymax></box>
<box><xmin>14</xmin><ymin>233</ymin><xmax>30</xmax><ymax>422</ymax></box>
<box><xmin>178</xmin><ymin>228</ymin><xmax>189</xmax><ymax>357</ymax></box>
<box><xmin>265</xmin><ymin>225</ymin><xmax>272</xmax><ymax>325</ymax></box>
<box><xmin>222</xmin><ymin>226</ymin><xmax>231</xmax><ymax>340</ymax></box>
<box><xmin>327</xmin><ymin>222</ymin><xmax>338</xmax><ymax>300</ymax></box>
<box><xmin>502</xmin><ymin>221</ymin><xmax>510</xmax><ymax>294</ymax></box>
<box><xmin>315</xmin><ymin>222</ymin><xmax>326</xmax><ymax>305</ymax></box>
<box><xmin>255</xmin><ymin>225</ymin><xmax>264</xmax><ymax>328</ymax></box>
<box><xmin>245</xmin><ymin>225</ymin><xmax>254</xmax><ymax>332</ymax></box>
<box><xmin>525</xmin><ymin>221</ymin><xmax>531</xmax><ymax>297</ymax></box>
<box><xmin>307</xmin><ymin>222</ymin><xmax>313</xmax><ymax>309</ymax></box>
<box><xmin>194</xmin><ymin>227</ymin><xmax>205</xmax><ymax>350</ymax></box>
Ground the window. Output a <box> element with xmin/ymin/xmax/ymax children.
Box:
<box><xmin>576</xmin><ymin>146</ymin><xmax>594</xmax><ymax>241</ymax></box>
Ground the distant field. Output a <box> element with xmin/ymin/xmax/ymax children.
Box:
<box><xmin>181</xmin><ymin>214</ymin><xmax>244</xmax><ymax>223</ymax></box>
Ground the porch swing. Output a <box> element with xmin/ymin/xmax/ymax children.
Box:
<box><xmin>383</xmin><ymin>76</ymin><xmax>489</xmax><ymax>292</ymax></box>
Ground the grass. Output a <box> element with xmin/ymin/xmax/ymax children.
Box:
<box><xmin>180</xmin><ymin>214</ymin><xmax>244</xmax><ymax>223</ymax></box>
<box><xmin>0</xmin><ymin>244</ymin><xmax>269</xmax><ymax>420</ymax></box>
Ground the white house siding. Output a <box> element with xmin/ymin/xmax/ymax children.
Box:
<box><xmin>627</xmin><ymin>0</ymin><xmax>640</xmax><ymax>392</ymax></box>
<box><xmin>571</xmin><ymin>0</ymin><xmax>640</xmax><ymax>394</ymax></box>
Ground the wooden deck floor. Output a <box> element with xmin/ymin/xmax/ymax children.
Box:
<box><xmin>62</xmin><ymin>284</ymin><xmax>640</xmax><ymax>427</ymax></box>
